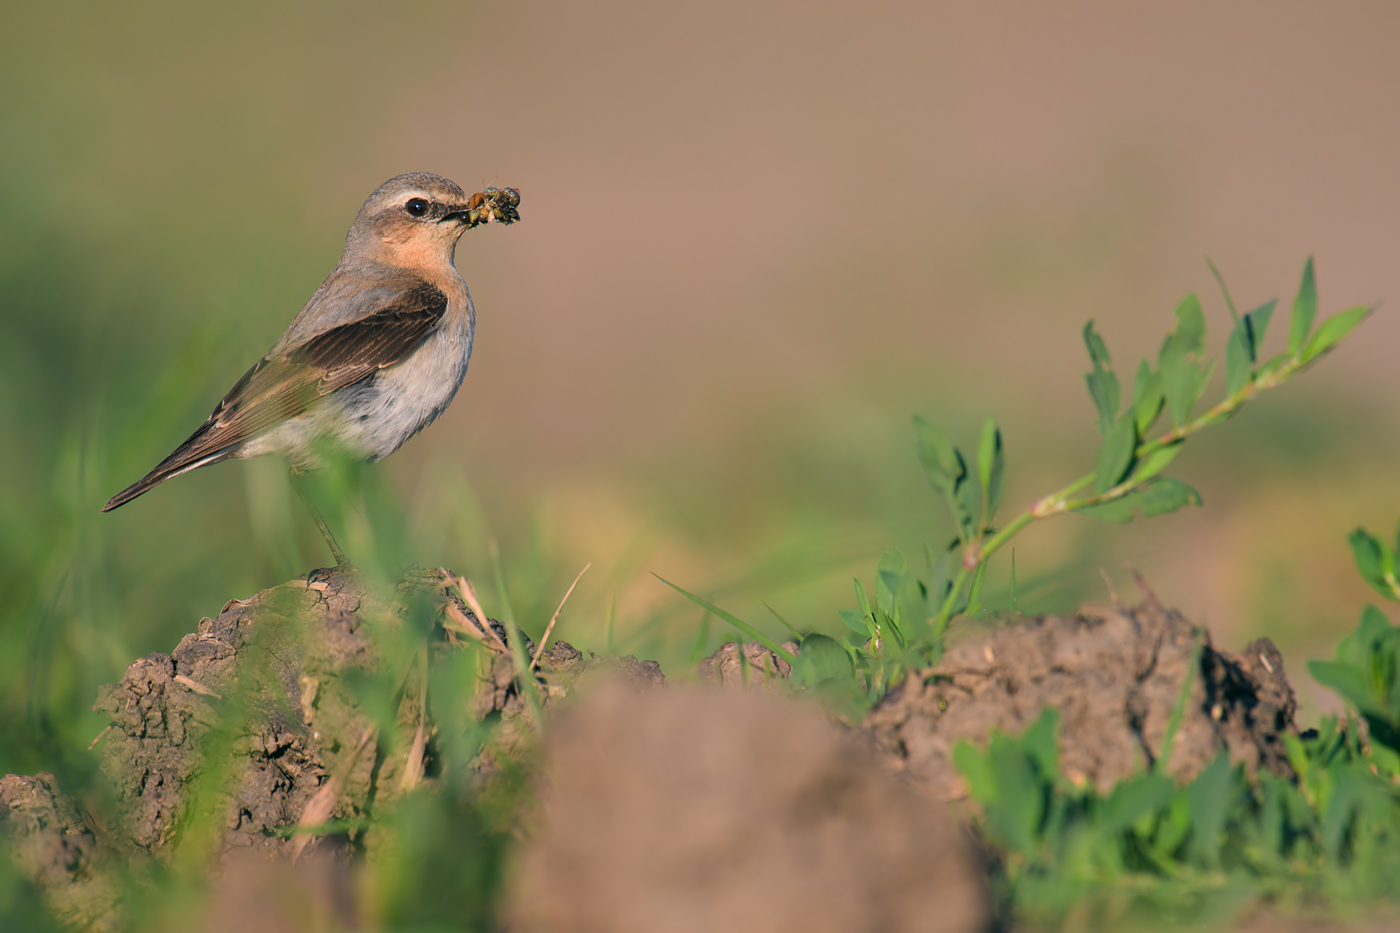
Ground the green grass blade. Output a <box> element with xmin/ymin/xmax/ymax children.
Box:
<box><xmin>605</xmin><ymin>595</ymin><xmax>617</xmax><ymax>654</ymax></box>
<box><xmin>687</xmin><ymin>609</ymin><xmax>712</xmax><ymax>665</ymax></box>
<box><xmin>654</xmin><ymin>573</ymin><xmax>797</xmax><ymax>661</ymax></box>
<box><xmin>490</xmin><ymin>539</ymin><xmax>542</xmax><ymax>722</ymax></box>
<box><xmin>761</xmin><ymin>600</ymin><xmax>804</xmax><ymax>641</ymax></box>
<box><xmin>1010</xmin><ymin>549</ymin><xmax>1018</xmax><ymax>613</ymax></box>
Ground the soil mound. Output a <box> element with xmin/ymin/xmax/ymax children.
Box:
<box><xmin>87</xmin><ymin>567</ymin><xmax>644</xmax><ymax>861</ymax></box>
<box><xmin>507</xmin><ymin>683</ymin><xmax>988</xmax><ymax>933</ymax></box>
<box><xmin>863</xmin><ymin>598</ymin><xmax>1298</xmax><ymax>798</ymax></box>
<box><xmin>0</xmin><ymin>773</ymin><xmax>115</xmax><ymax>931</ymax></box>
<box><xmin>696</xmin><ymin>639</ymin><xmax>798</xmax><ymax>689</ymax></box>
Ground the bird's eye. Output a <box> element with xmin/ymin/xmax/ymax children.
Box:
<box><xmin>405</xmin><ymin>198</ymin><xmax>429</xmax><ymax>216</ymax></box>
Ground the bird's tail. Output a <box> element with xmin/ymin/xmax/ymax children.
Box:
<box><xmin>101</xmin><ymin>430</ymin><xmax>233</xmax><ymax>512</ymax></box>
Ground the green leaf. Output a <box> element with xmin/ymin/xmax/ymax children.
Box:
<box><xmin>952</xmin><ymin>740</ymin><xmax>997</xmax><ymax>805</ymax></box>
<box><xmin>1131</xmin><ymin>360</ymin><xmax>1164</xmax><ymax>435</ymax></box>
<box><xmin>893</xmin><ymin>563</ymin><xmax>931</xmax><ymax>640</ymax></box>
<box><xmin>1349</xmin><ymin>529</ymin><xmax>1400</xmax><ymax>602</ymax></box>
<box><xmin>984</xmin><ymin>735</ymin><xmax>1045</xmax><ymax>853</ymax></box>
<box><xmin>1320</xmin><ymin>767</ymin><xmax>1360</xmax><ymax>859</ymax></box>
<box><xmin>1161</xmin><ymin>293</ymin><xmax>1207</xmax><ymax>360</ymax></box>
<box><xmin>839</xmin><ymin>609</ymin><xmax>872</xmax><ymax>636</ymax></box>
<box><xmin>1244</xmin><ymin>299</ymin><xmax>1277</xmax><ymax>359</ymax></box>
<box><xmin>1302</xmin><ymin>304</ymin><xmax>1372</xmax><ymax>364</ymax></box>
<box><xmin>1159</xmin><ymin>294</ymin><xmax>1210</xmax><ymax>426</ymax></box>
<box><xmin>1162</xmin><ymin>357</ymin><xmax>1212</xmax><ymax>427</ymax></box>
<box><xmin>927</xmin><ymin>544</ymin><xmax>952</xmax><ymax>608</ymax></box>
<box><xmin>1350</xmin><ymin>528</ymin><xmax>1387</xmax><ymax>589</ymax></box>
<box><xmin>1225</xmin><ymin>323</ymin><xmax>1252</xmax><ymax>397</ymax></box>
<box><xmin>1102</xmin><ymin>773</ymin><xmax>1174</xmax><ymax>833</ymax></box>
<box><xmin>914</xmin><ymin>417</ymin><xmax>978</xmax><ymax>543</ymax></box>
<box><xmin>876</xmin><ymin>548</ymin><xmax>906</xmax><ymax>618</ymax></box>
<box><xmin>1225</xmin><ymin>300</ymin><xmax>1277</xmax><ymax>397</ymax></box>
<box><xmin>1306</xmin><ymin>605</ymin><xmax>1400</xmax><ymax>724</ymax></box>
<box><xmin>913</xmin><ymin>416</ymin><xmax>960</xmax><ymax>492</ymax></box>
<box><xmin>1152</xmin><ymin>792</ymin><xmax>1193</xmax><ymax>858</ymax></box>
<box><xmin>1370</xmin><ymin>742</ymin><xmax>1400</xmax><ymax>779</ymax></box>
<box><xmin>1094</xmin><ymin>413</ymin><xmax>1137</xmax><ymax>493</ymax></box>
<box><xmin>965</xmin><ymin>561</ymin><xmax>987</xmax><ymax>616</ymax></box>
<box><xmin>1185</xmin><ymin>752</ymin><xmax>1234</xmax><ymax>867</ymax></box>
<box><xmin>653</xmin><ymin>574</ymin><xmax>797</xmax><ymax>661</ymax></box>
<box><xmin>1021</xmin><ymin>707</ymin><xmax>1061</xmax><ymax>778</ymax></box>
<box><xmin>792</xmin><ymin>633</ymin><xmax>855</xmax><ymax>690</ymax></box>
<box><xmin>1129</xmin><ymin>441</ymin><xmax>1182</xmax><ymax>484</ymax></box>
<box><xmin>1343</xmin><ymin>604</ymin><xmax>1396</xmax><ymax>671</ymax></box>
<box><xmin>1307</xmin><ymin>660</ymin><xmax>1378</xmax><ymax>717</ymax></box>
<box><xmin>954</xmin><ymin>454</ymin><xmax>981</xmax><ymax>542</ymax></box>
<box><xmin>1075</xmin><ymin>478</ymin><xmax>1203</xmax><ymax>524</ymax></box>
<box><xmin>1288</xmin><ymin>257</ymin><xmax>1317</xmax><ymax>355</ymax></box>
<box><xmin>1082</xmin><ymin>321</ymin><xmax>1120</xmax><ymax>434</ymax></box>
<box><xmin>853</xmin><ymin>576</ymin><xmax>874</xmax><ymax>620</ymax></box>
<box><xmin>978</xmin><ymin>417</ymin><xmax>1006</xmax><ymax>522</ymax></box>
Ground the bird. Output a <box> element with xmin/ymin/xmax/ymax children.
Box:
<box><xmin>102</xmin><ymin>172</ymin><xmax>517</xmax><ymax>557</ymax></box>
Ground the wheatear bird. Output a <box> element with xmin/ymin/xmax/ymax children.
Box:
<box><xmin>102</xmin><ymin>173</ymin><xmax>516</xmax><ymax>542</ymax></box>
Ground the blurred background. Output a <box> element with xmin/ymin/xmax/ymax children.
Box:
<box><xmin>2</xmin><ymin>0</ymin><xmax>1398</xmax><ymax>773</ymax></box>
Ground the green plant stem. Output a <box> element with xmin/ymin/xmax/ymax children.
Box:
<box><xmin>490</xmin><ymin>539</ymin><xmax>544</xmax><ymax>727</ymax></box>
<box><xmin>934</xmin><ymin>354</ymin><xmax>1309</xmax><ymax>634</ymax></box>
<box><xmin>933</xmin><ymin>475</ymin><xmax>1088</xmax><ymax>636</ymax></box>
<box><xmin>1155</xmin><ymin>633</ymin><xmax>1204</xmax><ymax>775</ymax></box>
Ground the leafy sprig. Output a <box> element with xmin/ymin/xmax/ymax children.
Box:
<box><xmin>912</xmin><ymin>258</ymin><xmax>1372</xmax><ymax>649</ymax></box>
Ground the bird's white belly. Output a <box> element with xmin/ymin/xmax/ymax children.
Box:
<box><xmin>238</xmin><ymin>317</ymin><xmax>473</xmax><ymax>467</ymax></box>
<box><xmin>337</xmin><ymin>321</ymin><xmax>473</xmax><ymax>459</ymax></box>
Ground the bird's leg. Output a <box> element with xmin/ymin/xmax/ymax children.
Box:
<box><xmin>306</xmin><ymin>499</ymin><xmax>351</xmax><ymax>568</ymax></box>
<box><xmin>290</xmin><ymin>472</ymin><xmax>352</xmax><ymax>568</ymax></box>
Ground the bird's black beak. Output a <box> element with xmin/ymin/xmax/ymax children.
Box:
<box><xmin>439</xmin><ymin>208</ymin><xmax>471</xmax><ymax>224</ymax></box>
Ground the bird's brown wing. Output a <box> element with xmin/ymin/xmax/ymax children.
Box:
<box><xmin>102</xmin><ymin>282</ymin><xmax>448</xmax><ymax>511</ymax></box>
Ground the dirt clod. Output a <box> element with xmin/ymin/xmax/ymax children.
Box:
<box><xmin>507</xmin><ymin>684</ymin><xmax>988</xmax><ymax>933</ymax></box>
<box><xmin>863</xmin><ymin>601</ymin><xmax>1298</xmax><ymax>798</ymax></box>
<box><xmin>697</xmin><ymin>639</ymin><xmax>798</xmax><ymax>689</ymax></box>
<box><xmin>0</xmin><ymin>773</ymin><xmax>117</xmax><ymax>930</ymax></box>
<box><xmin>88</xmin><ymin>567</ymin><xmax>622</xmax><ymax>864</ymax></box>
<box><xmin>92</xmin><ymin>570</ymin><xmax>379</xmax><ymax>857</ymax></box>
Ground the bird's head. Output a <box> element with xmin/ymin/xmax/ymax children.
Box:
<box><xmin>347</xmin><ymin>172</ymin><xmax>478</xmax><ymax>268</ymax></box>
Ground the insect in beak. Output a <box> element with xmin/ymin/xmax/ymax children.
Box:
<box><xmin>440</xmin><ymin>189</ymin><xmax>522</xmax><ymax>228</ymax></box>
